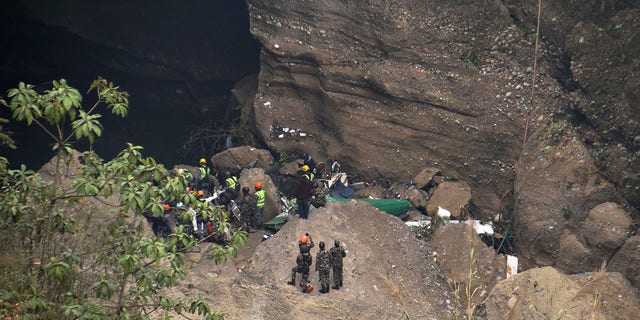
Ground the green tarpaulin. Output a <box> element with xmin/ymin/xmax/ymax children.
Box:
<box><xmin>264</xmin><ymin>214</ymin><xmax>288</xmax><ymax>226</ymax></box>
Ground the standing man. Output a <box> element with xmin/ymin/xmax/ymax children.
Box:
<box><xmin>315</xmin><ymin>241</ymin><xmax>332</xmax><ymax>294</ymax></box>
<box><xmin>292</xmin><ymin>170</ymin><xmax>313</xmax><ymax>219</ymax></box>
<box><xmin>196</xmin><ymin>158</ymin><xmax>211</xmax><ymax>193</ymax></box>
<box><xmin>330</xmin><ymin>239</ymin><xmax>347</xmax><ymax>289</ymax></box>
<box><xmin>238</xmin><ymin>186</ymin><xmax>255</xmax><ymax>230</ymax></box>
<box><xmin>224</xmin><ymin>171</ymin><xmax>240</xmax><ymax>200</ymax></box>
<box><xmin>253</xmin><ymin>182</ymin><xmax>265</xmax><ymax>230</ymax></box>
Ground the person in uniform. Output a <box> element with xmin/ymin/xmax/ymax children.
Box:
<box><xmin>288</xmin><ymin>251</ymin><xmax>312</xmax><ymax>290</ymax></box>
<box><xmin>330</xmin><ymin>239</ymin><xmax>347</xmax><ymax>289</ymax></box>
<box><xmin>315</xmin><ymin>241</ymin><xmax>332</xmax><ymax>294</ymax></box>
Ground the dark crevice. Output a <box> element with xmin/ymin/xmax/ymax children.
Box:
<box><xmin>1</xmin><ymin>1</ymin><xmax>261</xmax><ymax>168</ymax></box>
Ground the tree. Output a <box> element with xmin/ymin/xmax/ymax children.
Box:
<box><xmin>0</xmin><ymin>78</ymin><xmax>247</xmax><ymax>319</ymax></box>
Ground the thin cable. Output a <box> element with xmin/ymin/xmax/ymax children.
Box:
<box><xmin>522</xmin><ymin>0</ymin><xmax>543</xmax><ymax>151</ymax></box>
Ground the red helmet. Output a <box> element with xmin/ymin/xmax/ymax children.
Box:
<box><xmin>197</xmin><ymin>190</ymin><xmax>205</xmax><ymax>197</ymax></box>
<box><xmin>304</xmin><ymin>283</ymin><xmax>313</xmax><ymax>293</ymax></box>
<box><xmin>254</xmin><ymin>181</ymin><xmax>262</xmax><ymax>189</ymax></box>
<box><xmin>163</xmin><ymin>204</ymin><xmax>170</xmax><ymax>211</ymax></box>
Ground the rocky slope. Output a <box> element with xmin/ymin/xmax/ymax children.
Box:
<box><xmin>245</xmin><ymin>0</ymin><xmax>639</xmax><ymax>283</ymax></box>
<box><xmin>168</xmin><ymin>201</ymin><xmax>455</xmax><ymax>320</ymax></box>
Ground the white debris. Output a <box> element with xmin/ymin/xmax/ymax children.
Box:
<box><xmin>278</xmin><ymin>134</ymin><xmax>284</xmax><ymax>138</ymax></box>
<box><xmin>299</xmin><ymin>132</ymin><xmax>307</xmax><ymax>137</ymax></box>
<box><xmin>506</xmin><ymin>255</ymin><xmax>518</xmax><ymax>278</ymax></box>
<box><xmin>283</xmin><ymin>127</ymin><xmax>290</xmax><ymax>132</ymax></box>
<box><xmin>437</xmin><ymin>206</ymin><xmax>451</xmax><ymax>219</ymax></box>
<box><xmin>263</xmin><ymin>101</ymin><xmax>271</xmax><ymax>107</ymax></box>
<box><xmin>405</xmin><ymin>220</ymin><xmax>431</xmax><ymax>228</ymax></box>
<box><xmin>448</xmin><ymin>219</ymin><xmax>494</xmax><ymax>235</ymax></box>
<box><xmin>274</xmin><ymin>44</ymin><xmax>280</xmax><ymax>49</ymax></box>
<box><xmin>472</xmin><ymin>220</ymin><xmax>494</xmax><ymax>235</ymax></box>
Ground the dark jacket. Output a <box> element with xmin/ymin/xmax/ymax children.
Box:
<box><xmin>292</xmin><ymin>175</ymin><xmax>313</xmax><ymax>202</ymax></box>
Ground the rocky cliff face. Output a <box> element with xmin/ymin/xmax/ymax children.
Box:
<box><xmin>246</xmin><ymin>0</ymin><xmax>640</xmax><ymax>278</ymax></box>
<box><xmin>246</xmin><ymin>0</ymin><xmax>564</xmax><ymax>218</ymax></box>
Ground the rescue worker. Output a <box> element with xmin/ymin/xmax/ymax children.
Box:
<box><xmin>292</xmin><ymin>169</ymin><xmax>313</xmax><ymax>219</ymax></box>
<box><xmin>196</xmin><ymin>158</ymin><xmax>211</xmax><ymax>193</ymax></box>
<box><xmin>299</xmin><ymin>152</ymin><xmax>316</xmax><ymax>173</ymax></box>
<box><xmin>315</xmin><ymin>241</ymin><xmax>332</xmax><ymax>293</ymax></box>
<box><xmin>288</xmin><ymin>249</ymin><xmax>313</xmax><ymax>290</ymax></box>
<box><xmin>224</xmin><ymin>170</ymin><xmax>239</xmax><ymax>200</ymax></box>
<box><xmin>254</xmin><ymin>182</ymin><xmax>265</xmax><ymax>229</ymax></box>
<box><xmin>238</xmin><ymin>186</ymin><xmax>256</xmax><ymax>230</ymax></box>
<box><xmin>330</xmin><ymin>239</ymin><xmax>347</xmax><ymax>289</ymax></box>
<box><xmin>145</xmin><ymin>204</ymin><xmax>171</xmax><ymax>238</ymax></box>
<box><xmin>162</xmin><ymin>203</ymin><xmax>175</xmax><ymax>238</ymax></box>
<box><xmin>301</xmin><ymin>164</ymin><xmax>315</xmax><ymax>182</ymax></box>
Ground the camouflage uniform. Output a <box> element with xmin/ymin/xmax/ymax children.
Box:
<box><xmin>316</xmin><ymin>248</ymin><xmax>332</xmax><ymax>293</ymax></box>
<box><xmin>238</xmin><ymin>193</ymin><xmax>256</xmax><ymax>229</ymax></box>
<box><xmin>289</xmin><ymin>252</ymin><xmax>312</xmax><ymax>287</ymax></box>
<box><xmin>330</xmin><ymin>242</ymin><xmax>347</xmax><ymax>289</ymax></box>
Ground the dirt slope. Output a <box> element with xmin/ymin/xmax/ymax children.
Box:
<box><xmin>173</xmin><ymin>201</ymin><xmax>454</xmax><ymax>319</ymax></box>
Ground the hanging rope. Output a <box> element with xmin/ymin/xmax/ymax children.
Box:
<box><xmin>522</xmin><ymin>0</ymin><xmax>543</xmax><ymax>151</ymax></box>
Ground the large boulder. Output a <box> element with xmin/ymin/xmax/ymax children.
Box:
<box><xmin>426</xmin><ymin>180</ymin><xmax>472</xmax><ymax>219</ymax></box>
<box><xmin>581</xmin><ymin>202</ymin><xmax>632</xmax><ymax>250</ymax></box>
<box><xmin>430</xmin><ymin>224</ymin><xmax>506</xmax><ymax>304</ymax></box>
<box><xmin>608</xmin><ymin>236</ymin><xmax>640</xmax><ymax>289</ymax></box>
<box><xmin>484</xmin><ymin>266</ymin><xmax>640</xmax><ymax>320</ymax></box>
<box><xmin>211</xmin><ymin>146</ymin><xmax>275</xmax><ymax>172</ymax></box>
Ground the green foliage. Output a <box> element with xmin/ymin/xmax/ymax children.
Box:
<box><xmin>0</xmin><ymin>79</ymin><xmax>244</xmax><ymax>319</ymax></box>
<box><xmin>561</xmin><ymin>207</ymin><xmax>572</xmax><ymax>219</ymax></box>
<box><xmin>0</xmin><ymin>113</ymin><xmax>16</xmax><ymax>149</ymax></box>
<box><xmin>460</xmin><ymin>50</ymin><xmax>481</xmax><ymax>66</ymax></box>
<box><xmin>277</xmin><ymin>151</ymin><xmax>298</xmax><ymax>167</ymax></box>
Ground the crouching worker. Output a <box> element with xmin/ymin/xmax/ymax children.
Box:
<box><xmin>288</xmin><ymin>251</ymin><xmax>313</xmax><ymax>293</ymax></box>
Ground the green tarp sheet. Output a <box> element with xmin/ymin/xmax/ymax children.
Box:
<box><xmin>264</xmin><ymin>214</ymin><xmax>288</xmax><ymax>226</ymax></box>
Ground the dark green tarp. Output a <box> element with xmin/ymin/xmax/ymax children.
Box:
<box><xmin>264</xmin><ymin>215</ymin><xmax>288</xmax><ymax>226</ymax></box>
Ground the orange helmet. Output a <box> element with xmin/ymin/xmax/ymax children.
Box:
<box><xmin>254</xmin><ymin>181</ymin><xmax>262</xmax><ymax>189</ymax></box>
<box><xmin>163</xmin><ymin>204</ymin><xmax>170</xmax><ymax>211</ymax></box>
<box><xmin>197</xmin><ymin>190</ymin><xmax>205</xmax><ymax>197</ymax></box>
<box><xmin>300</xmin><ymin>235</ymin><xmax>309</xmax><ymax>244</ymax></box>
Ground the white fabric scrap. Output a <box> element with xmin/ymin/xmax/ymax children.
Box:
<box><xmin>506</xmin><ymin>255</ymin><xmax>518</xmax><ymax>278</ymax></box>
